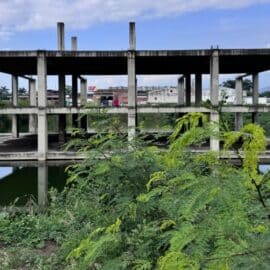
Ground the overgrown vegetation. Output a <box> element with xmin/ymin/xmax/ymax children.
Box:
<box><xmin>0</xmin><ymin>112</ymin><xmax>270</xmax><ymax>269</ymax></box>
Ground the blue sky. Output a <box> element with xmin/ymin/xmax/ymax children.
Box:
<box><xmin>0</xmin><ymin>0</ymin><xmax>270</xmax><ymax>90</ymax></box>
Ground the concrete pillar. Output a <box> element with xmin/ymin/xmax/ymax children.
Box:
<box><xmin>185</xmin><ymin>74</ymin><xmax>191</xmax><ymax>106</ymax></box>
<box><xmin>210</xmin><ymin>112</ymin><xmax>220</xmax><ymax>151</ymax></box>
<box><xmin>71</xmin><ymin>37</ymin><xmax>77</xmax><ymax>51</ymax></box>
<box><xmin>57</xmin><ymin>22</ymin><xmax>66</xmax><ymax>142</ymax></box>
<box><xmin>210</xmin><ymin>50</ymin><xmax>219</xmax><ymax>106</ymax></box>
<box><xmin>195</xmin><ymin>74</ymin><xmax>202</xmax><ymax>105</ymax></box>
<box><xmin>57</xmin><ymin>22</ymin><xmax>65</xmax><ymax>51</ymax></box>
<box><xmin>177</xmin><ymin>76</ymin><xmax>185</xmax><ymax>105</ymax></box>
<box><xmin>252</xmin><ymin>73</ymin><xmax>259</xmax><ymax>123</ymax></box>
<box><xmin>38</xmin><ymin>162</ymin><xmax>48</xmax><ymax>207</ymax></box>
<box><xmin>80</xmin><ymin>78</ymin><xmax>87</xmax><ymax>131</ymax></box>
<box><xmin>72</xmin><ymin>37</ymin><xmax>78</xmax><ymax>128</ymax></box>
<box><xmin>29</xmin><ymin>79</ymin><xmax>37</xmax><ymax>134</ymax></box>
<box><xmin>128</xmin><ymin>22</ymin><xmax>137</xmax><ymax>142</ymax></box>
<box><xmin>72</xmin><ymin>75</ymin><xmax>78</xmax><ymax>127</ymax></box>
<box><xmin>37</xmin><ymin>52</ymin><xmax>48</xmax><ymax>161</ymax></box>
<box><xmin>58</xmin><ymin>75</ymin><xmax>66</xmax><ymax>142</ymax></box>
<box><xmin>235</xmin><ymin>78</ymin><xmax>243</xmax><ymax>130</ymax></box>
<box><xmin>210</xmin><ymin>50</ymin><xmax>219</xmax><ymax>151</ymax></box>
<box><xmin>11</xmin><ymin>75</ymin><xmax>19</xmax><ymax>138</ymax></box>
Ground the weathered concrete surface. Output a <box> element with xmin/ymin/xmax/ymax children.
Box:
<box><xmin>37</xmin><ymin>52</ymin><xmax>48</xmax><ymax>161</ymax></box>
<box><xmin>2</xmin><ymin>105</ymin><xmax>270</xmax><ymax>115</ymax></box>
<box><xmin>195</xmin><ymin>74</ymin><xmax>202</xmax><ymax>105</ymax></box>
<box><xmin>235</xmin><ymin>78</ymin><xmax>243</xmax><ymax>130</ymax></box>
<box><xmin>177</xmin><ymin>76</ymin><xmax>185</xmax><ymax>105</ymax></box>
<box><xmin>11</xmin><ymin>75</ymin><xmax>19</xmax><ymax>138</ymax></box>
<box><xmin>29</xmin><ymin>79</ymin><xmax>37</xmax><ymax>133</ymax></box>
<box><xmin>1</xmin><ymin>49</ymin><xmax>270</xmax><ymax>75</ymax></box>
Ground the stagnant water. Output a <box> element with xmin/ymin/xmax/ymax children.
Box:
<box><xmin>0</xmin><ymin>166</ymin><xmax>68</xmax><ymax>206</ymax></box>
<box><xmin>0</xmin><ymin>164</ymin><xmax>269</xmax><ymax>206</ymax></box>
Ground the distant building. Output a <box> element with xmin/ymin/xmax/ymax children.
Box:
<box><xmin>93</xmin><ymin>87</ymin><xmax>148</xmax><ymax>106</ymax></box>
<box><xmin>148</xmin><ymin>87</ymin><xmax>178</xmax><ymax>104</ymax></box>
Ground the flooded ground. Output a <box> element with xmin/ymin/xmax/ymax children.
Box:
<box><xmin>0</xmin><ymin>166</ymin><xmax>68</xmax><ymax>205</ymax></box>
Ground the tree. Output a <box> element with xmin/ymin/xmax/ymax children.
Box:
<box><xmin>1</xmin><ymin>113</ymin><xmax>270</xmax><ymax>269</ymax></box>
<box><xmin>221</xmin><ymin>78</ymin><xmax>253</xmax><ymax>93</ymax></box>
<box><xmin>18</xmin><ymin>87</ymin><xmax>27</xmax><ymax>96</ymax></box>
<box><xmin>0</xmin><ymin>86</ymin><xmax>10</xmax><ymax>99</ymax></box>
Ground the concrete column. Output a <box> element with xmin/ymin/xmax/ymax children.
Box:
<box><xmin>29</xmin><ymin>79</ymin><xmax>37</xmax><ymax>134</ymax></box>
<box><xmin>72</xmin><ymin>37</ymin><xmax>78</xmax><ymax>128</ymax></box>
<box><xmin>37</xmin><ymin>52</ymin><xmax>48</xmax><ymax>161</ymax></box>
<box><xmin>80</xmin><ymin>78</ymin><xmax>87</xmax><ymax>131</ymax></box>
<box><xmin>252</xmin><ymin>73</ymin><xmax>259</xmax><ymax>123</ymax></box>
<box><xmin>58</xmin><ymin>75</ymin><xmax>66</xmax><ymax>142</ymax></box>
<box><xmin>71</xmin><ymin>37</ymin><xmax>77</xmax><ymax>51</ymax></box>
<box><xmin>210</xmin><ymin>50</ymin><xmax>219</xmax><ymax>106</ymax></box>
<box><xmin>195</xmin><ymin>74</ymin><xmax>202</xmax><ymax>105</ymax></box>
<box><xmin>72</xmin><ymin>75</ymin><xmax>78</xmax><ymax>127</ymax></box>
<box><xmin>210</xmin><ymin>50</ymin><xmax>219</xmax><ymax>151</ymax></box>
<box><xmin>57</xmin><ymin>22</ymin><xmax>66</xmax><ymax>142</ymax></box>
<box><xmin>128</xmin><ymin>22</ymin><xmax>137</xmax><ymax>142</ymax></box>
<box><xmin>38</xmin><ymin>162</ymin><xmax>48</xmax><ymax>207</ymax></box>
<box><xmin>11</xmin><ymin>75</ymin><xmax>19</xmax><ymax>138</ymax></box>
<box><xmin>210</xmin><ymin>112</ymin><xmax>220</xmax><ymax>151</ymax></box>
<box><xmin>177</xmin><ymin>76</ymin><xmax>185</xmax><ymax>105</ymax></box>
<box><xmin>185</xmin><ymin>74</ymin><xmax>191</xmax><ymax>106</ymax></box>
<box><xmin>57</xmin><ymin>22</ymin><xmax>65</xmax><ymax>51</ymax></box>
<box><xmin>235</xmin><ymin>78</ymin><xmax>243</xmax><ymax>130</ymax></box>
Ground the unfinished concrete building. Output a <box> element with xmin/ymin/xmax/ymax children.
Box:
<box><xmin>0</xmin><ymin>22</ymin><xmax>269</xmax><ymax>163</ymax></box>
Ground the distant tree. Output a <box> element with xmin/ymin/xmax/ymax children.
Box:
<box><xmin>0</xmin><ymin>86</ymin><xmax>9</xmax><ymax>99</ymax></box>
<box><xmin>65</xmin><ymin>85</ymin><xmax>72</xmax><ymax>96</ymax></box>
<box><xmin>260</xmin><ymin>91</ymin><xmax>270</xmax><ymax>98</ymax></box>
<box><xmin>221</xmin><ymin>79</ymin><xmax>235</xmax><ymax>89</ymax></box>
<box><xmin>18</xmin><ymin>87</ymin><xmax>27</xmax><ymax>96</ymax></box>
<box><xmin>221</xmin><ymin>79</ymin><xmax>253</xmax><ymax>93</ymax></box>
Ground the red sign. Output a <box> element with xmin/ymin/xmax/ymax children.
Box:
<box><xmin>88</xmin><ymin>86</ymin><xmax>96</xmax><ymax>91</ymax></box>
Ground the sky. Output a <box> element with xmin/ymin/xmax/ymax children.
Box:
<box><xmin>0</xmin><ymin>0</ymin><xmax>270</xmax><ymax>90</ymax></box>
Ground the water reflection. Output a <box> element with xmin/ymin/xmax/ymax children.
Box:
<box><xmin>0</xmin><ymin>164</ymin><xmax>68</xmax><ymax>206</ymax></box>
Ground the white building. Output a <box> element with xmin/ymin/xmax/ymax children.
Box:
<box><xmin>148</xmin><ymin>87</ymin><xmax>178</xmax><ymax>104</ymax></box>
<box><xmin>148</xmin><ymin>86</ymin><xmax>270</xmax><ymax>105</ymax></box>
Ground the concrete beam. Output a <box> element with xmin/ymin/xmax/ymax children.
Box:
<box><xmin>11</xmin><ymin>75</ymin><xmax>19</xmax><ymax>138</ymax></box>
<box><xmin>29</xmin><ymin>79</ymin><xmax>37</xmax><ymax>133</ymax></box>
<box><xmin>195</xmin><ymin>74</ymin><xmax>202</xmax><ymax>105</ymax></box>
<box><xmin>37</xmin><ymin>52</ymin><xmax>48</xmax><ymax>161</ymax></box>
<box><xmin>177</xmin><ymin>76</ymin><xmax>185</xmax><ymax>105</ymax></box>
<box><xmin>2</xmin><ymin>105</ymin><xmax>270</xmax><ymax>115</ymax></box>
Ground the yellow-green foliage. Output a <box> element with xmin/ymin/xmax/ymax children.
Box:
<box><xmin>169</xmin><ymin>112</ymin><xmax>208</xmax><ymax>143</ymax></box>
<box><xmin>224</xmin><ymin>123</ymin><xmax>266</xmax><ymax>186</ymax></box>
<box><xmin>67</xmin><ymin>219</ymin><xmax>122</xmax><ymax>267</ymax></box>
<box><xmin>158</xmin><ymin>251</ymin><xmax>198</xmax><ymax>270</ymax></box>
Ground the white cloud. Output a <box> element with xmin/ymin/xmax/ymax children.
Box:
<box><xmin>0</xmin><ymin>0</ymin><xmax>269</xmax><ymax>34</ymax></box>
